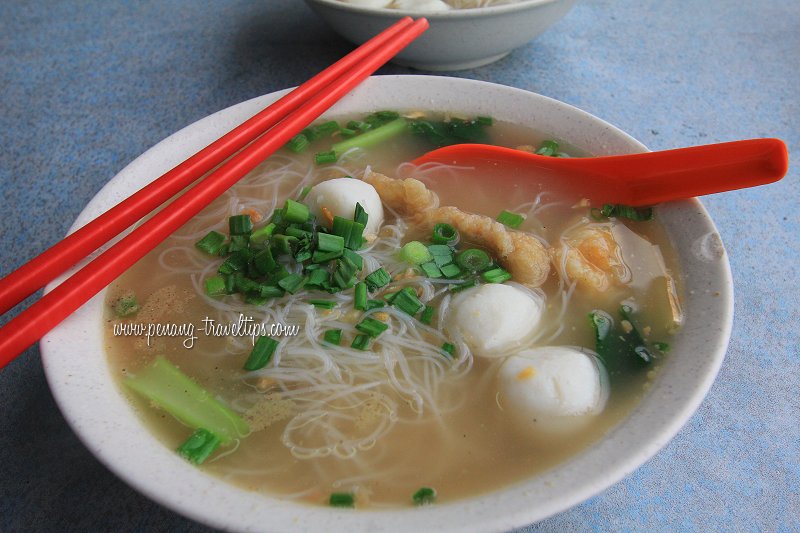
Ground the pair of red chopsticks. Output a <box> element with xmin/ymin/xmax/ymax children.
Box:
<box><xmin>0</xmin><ymin>17</ymin><xmax>429</xmax><ymax>369</ymax></box>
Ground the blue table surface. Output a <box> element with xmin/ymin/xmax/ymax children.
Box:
<box><xmin>1</xmin><ymin>1</ymin><xmax>798</xmax><ymax>531</ymax></box>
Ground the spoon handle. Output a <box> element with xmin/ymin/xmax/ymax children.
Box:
<box><xmin>584</xmin><ymin>138</ymin><xmax>788</xmax><ymax>205</ymax></box>
<box><xmin>413</xmin><ymin>138</ymin><xmax>788</xmax><ymax>206</ymax></box>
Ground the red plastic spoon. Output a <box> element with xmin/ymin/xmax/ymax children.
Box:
<box><xmin>411</xmin><ymin>138</ymin><xmax>788</xmax><ymax>206</ymax></box>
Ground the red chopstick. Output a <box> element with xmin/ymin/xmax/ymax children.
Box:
<box><xmin>0</xmin><ymin>17</ymin><xmax>429</xmax><ymax>368</ymax></box>
<box><xmin>0</xmin><ymin>17</ymin><xmax>417</xmax><ymax>317</ymax></box>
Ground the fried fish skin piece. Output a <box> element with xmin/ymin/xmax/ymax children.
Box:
<box><xmin>366</xmin><ymin>171</ymin><xmax>550</xmax><ymax>287</ymax></box>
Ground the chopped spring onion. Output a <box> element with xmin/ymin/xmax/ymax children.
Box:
<box><xmin>285</xmin><ymin>226</ymin><xmax>311</xmax><ymax>240</ymax></box>
<box><xmin>113</xmin><ymin>294</ymin><xmax>139</xmax><ymax>317</ymax></box>
<box><xmin>412</xmin><ymin>487</ymin><xmax>437</xmax><ymax>505</ymax></box>
<box><xmin>323</xmin><ymin>329</ymin><xmax>342</xmax><ymax>345</ymax></box>
<box><xmin>259</xmin><ymin>285</ymin><xmax>284</xmax><ymax>298</ymax></box>
<box><xmin>353</xmin><ymin>202</ymin><xmax>368</xmax><ymax>227</ymax></box>
<box><xmin>342</xmin><ymin>248</ymin><xmax>363</xmax><ymax>270</ymax></box>
<box><xmin>177</xmin><ymin>428</ymin><xmax>221</xmax><ymax>465</ymax></box>
<box><xmin>354</xmin><ymin>282</ymin><xmax>368</xmax><ymax>310</ymax></box>
<box><xmin>307</xmin><ymin>299</ymin><xmax>337</xmax><ymax>309</ymax></box>
<box><xmin>351</xmin><ymin>334</ymin><xmax>371</xmax><ymax>351</ymax></box>
<box><xmin>244</xmin><ymin>294</ymin><xmax>269</xmax><ymax>306</ymax></box>
<box><xmin>346</xmin><ymin>120</ymin><xmax>370</xmax><ymax>132</ymax></box>
<box><xmin>600</xmin><ymin>203</ymin><xmax>654</xmax><ymax>221</ymax></box>
<box><xmin>253</xmin><ymin>248</ymin><xmax>276</xmax><ymax>275</ymax></box>
<box><xmin>420</xmin><ymin>262</ymin><xmax>442</xmax><ymax>278</ymax></box>
<box><xmin>441</xmin><ymin>342</ymin><xmax>456</xmax><ymax>358</ymax></box>
<box><xmin>331</xmin><ymin>117</ymin><xmax>408</xmax><ymax>155</ymax></box>
<box><xmin>283</xmin><ymin>199</ymin><xmax>309</xmax><ymax>223</ymax></box>
<box><xmin>249</xmin><ymin>223</ymin><xmax>276</xmax><ymax>244</ymax></box>
<box><xmin>420</xmin><ymin>305</ymin><xmax>435</xmax><ymax>325</ymax></box>
<box><xmin>227</xmin><ymin>234</ymin><xmax>249</xmax><ymax>253</ymax></box>
<box><xmin>278</xmin><ymin>273</ymin><xmax>306</xmax><ymax>294</ymax></box>
<box><xmin>356</xmin><ymin>317</ymin><xmax>389</xmax><ymax>338</ymax></box>
<box><xmin>392</xmin><ymin>287</ymin><xmax>424</xmax><ymax>316</ymax></box>
<box><xmin>332</xmin><ymin>255</ymin><xmax>360</xmax><ymax>289</ymax></box>
<box><xmin>428</xmin><ymin>244</ymin><xmax>454</xmax><ymax>267</ymax></box>
<box><xmin>331</xmin><ymin>216</ymin><xmax>365</xmax><ymax>250</ymax></box>
<box><xmin>312</xmin><ymin>249</ymin><xmax>342</xmax><ymax>264</ymax></box>
<box><xmin>536</xmin><ymin>139</ymin><xmax>559</xmax><ymax>157</ymax></box>
<box><xmin>306</xmin><ymin>268</ymin><xmax>329</xmax><ymax>287</ymax></box>
<box><xmin>234</xmin><ymin>275</ymin><xmax>261</xmax><ymax>294</ymax></box>
<box><xmin>329</xmin><ymin>492</ymin><xmax>355</xmax><ymax>508</ymax></box>
<box><xmin>455</xmin><ymin>249</ymin><xmax>490</xmax><ymax>272</ymax></box>
<box><xmin>496</xmin><ymin>210</ymin><xmax>526</xmax><ymax>229</ymax></box>
<box><xmin>195</xmin><ymin>230</ymin><xmax>226</xmax><ymax>255</ymax></box>
<box><xmin>315</xmin><ymin>120</ymin><xmax>340</xmax><ymax>136</ymax></box>
<box><xmin>125</xmin><ymin>357</ymin><xmax>249</xmax><ymax>443</ymax></box>
<box><xmin>440</xmin><ymin>263</ymin><xmax>462</xmax><ymax>279</ymax></box>
<box><xmin>431</xmin><ymin>223</ymin><xmax>459</xmax><ymax>245</ymax></box>
<box><xmin>224</xmin><ymin>273</ymin><xmax>237</xmax><ymax>294</ymax></box>
<box><xmin>366</xmin><ymin>299</ymin><xmax>384</xmax><ymax>311</ymax></box>
<box><xmin>293</xmin><ymin>242</ymin><xmax>312</xmax><ymax>263</ymax></box>
<box><xmin>401</xmin><ymin>241</ymin><xmax>433</xmax><ymax>265</ymax></box>
<box><xmin>218</xmin><ymin>251</ymin><xmax>250</xmax><ymax>274</ymax></box>
<box><xmin>340</xmin><ymin>127</ymin><xmax>357</xmax><ymax>137</ymax></box>
<box><xmin>653</xmin><ymin>341</ymin><xmax>671</xmax><ymax>352</ymax></box>
<box><xmin>314</xmin><ymin>150</ymin><xmax>337</xmax><ymax>165</ymax></box>
<box><xmin>476</xmin><ymin>116</ymin><xmax>493</xmax><ymax>126</ymax></box>
<box><xmin>244</xmin><ymin>336</ymin><xmax>279</xmax><ymax>371</ymax></box>
<box><xmin>271</xmin><ymin>234</ymin><xmax>297</xmax><ymax>255</ymax></box>
<box><xmin>317</xmin><ymin>233</ymin><xmax>345</xmax><ymax>254</ymax></box>
<box><xmin>366</xmin><ymin>110</ymin><xmax>401</xmax><ymax>125</ymax></box>
<box><xmin>204</xmin><ymin>276</ymin><xmax>226</xmax><ymax>297</ymax></box>
<box><xmin>364</xmin><ymin>267</ymin><xmax>391</xmax><ymax>291</ymax></box>
<box><xmin>427</xmin><ymin>244</ymin><xmax>452</xmax><ymax>256</ymax></box>
<box><xmin>286</xmin><ymin>133</ymin><xmax>310</xmax><ymax>153</ymax></box>
<box><xmin>482</xmin><ymin>267</ymin><xmax>512</xmax><ymax>284</ymax></box>
<box><xmin>229</xmin><ymin>214</ymin><xmax>253</xmax><ymax>235</ymax></box>
<box><xmin>301</xmin><ymin>126</ymin><xmax>320</xmax><ymax>142</ymax></box>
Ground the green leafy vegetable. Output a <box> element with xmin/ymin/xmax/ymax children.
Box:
<box><xmin>331</xmin><ymin>117</ymin><xmax>408</xmax><ymax>155</ymax></box>
<box><xmin>125</xmin><ymin>357</ymin><xmax>249</xmax><ymax>443</ymax></box>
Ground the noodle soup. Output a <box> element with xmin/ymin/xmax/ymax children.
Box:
<box><xmin>105</xmin><ymin>111</ymin><xmax>682</xmax><ymax>508</ymax></box>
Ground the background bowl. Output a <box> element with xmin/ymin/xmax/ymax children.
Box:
<box><xmin>41</xmin><ymin>75</ymin><xmax>732</xmax><ymax>532</ymax></box>
<box><xmin>303</xmin><ymin>0</ymin><xmax>579</xmax><ymax>70</ymax></box>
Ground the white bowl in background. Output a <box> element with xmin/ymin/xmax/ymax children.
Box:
<box><xmin>41</xmin><ymin>76</ymin><xmax>733</xmax><ymax>532</ymax></box>
<box><xmin>303</xmin><ymin>0</ymin><xmax>579</xmax><ymax>70</ymax></box>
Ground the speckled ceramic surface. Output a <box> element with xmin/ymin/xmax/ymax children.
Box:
<box><xmin>303</xmin><ymin>0</ymin><xmax>579</xmax><ymax>70</ymax></box>
<box><xmin>40</xmin><ymin>76</ymin><xmax>732</xmax><ymax>532</ymax></box>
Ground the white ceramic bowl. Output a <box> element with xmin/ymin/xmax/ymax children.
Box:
<box><xmin>303</xmin><ymin>0</ymin><xmax>579</xmax><ymax>70</ymax></box>
<box><xmin>41</xmin><ymin>76</ymin><xmax>733</xmax><ymax>532</ymax></box>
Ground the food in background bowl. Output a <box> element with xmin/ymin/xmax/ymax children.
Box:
<box><xmin>105</xmin><ymin>108</ymin><xmax>682</xmax><ymax>507</ymax></box>
<box><xmin>304</xmin><ymin>0</ymin><xmax>580</xmax><ymax>70</ymax></box>
<box><xmin>41</xmin><ymin>76</ymin><xmax>732</xmax><ymax>531</ymax></box>
<box><xmin>337</xmin><ymin>0</ymin><xmax>527</xmax><ymax>10</ymax></box>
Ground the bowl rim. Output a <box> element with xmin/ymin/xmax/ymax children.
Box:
<box><xmin>40</xmin><ymin>75</ymin><xmax>733</xmax><ymax>532</ymax></box>
<box><xmin>305</xmin><ymin>0</ymin><xmax>561</xmax><ymax>19</ymax></box>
